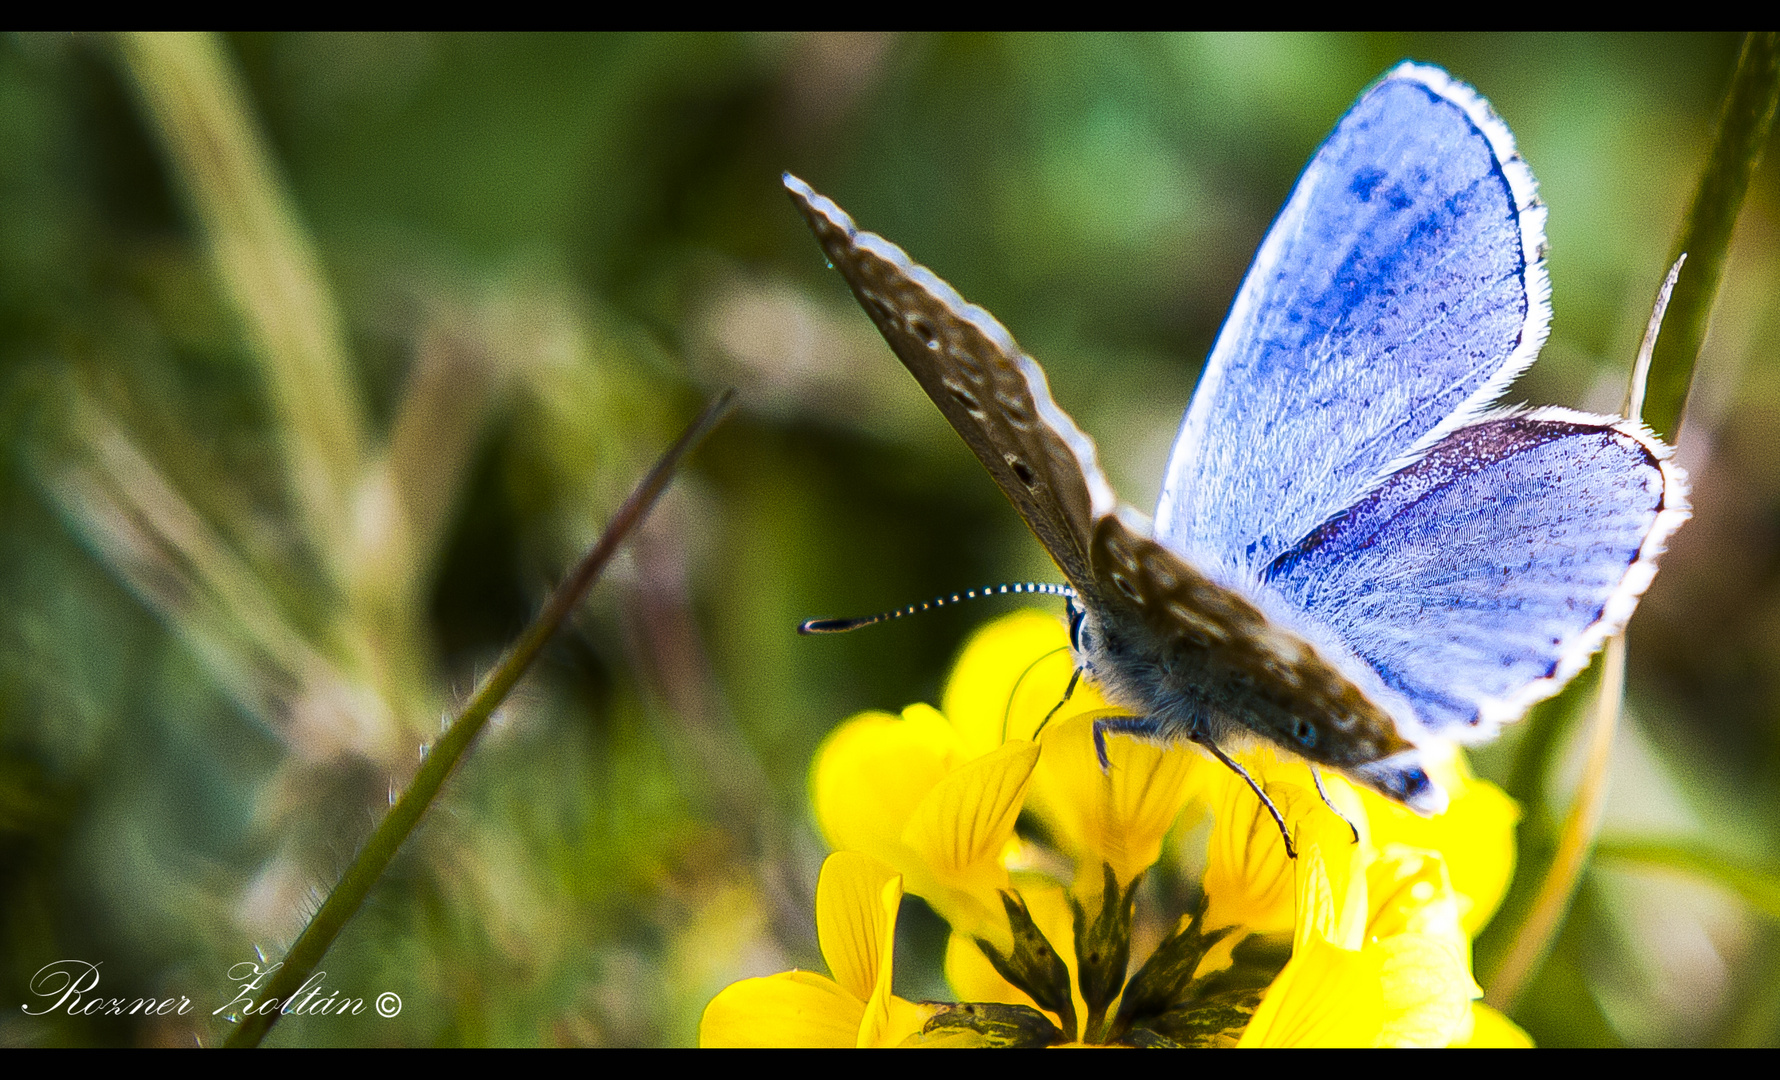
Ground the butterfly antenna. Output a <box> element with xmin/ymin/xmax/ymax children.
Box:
<box><xmin>798</xmin><ymin>582</ymin><xmax>1076</xmax><ymax>635</ymax></box>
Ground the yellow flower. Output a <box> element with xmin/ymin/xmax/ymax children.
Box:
<box><xmin>700</xmin><ymin>851</ymin><xmax>936</xmax><ymax>1047</ymax></box>
<box><xmin>809</xmin><ymin>700</ymin><xmax>1040</xmax><ymax>948</ymax></box>
<box><xmin>1358</xmin><ymin>742</ymin><xmax>1521</xmax><ymax>935</ymax></box>
<box><xmin>947</xmin><ymin>611</ymin><xmax>1208</xmax><ymax>897</ymax></box>
<box><xmin>707</xmin><ymin>610</ymin><xmax>1528</xmax><ymax>1048</ymax></box>
<box><xmin>1452</xmin><ymin>1001</ymin><xmax>1536</xmax><ymax>1048</ymax></box>
<box><xmin>1223</xmin><ymin>771</ymin><xmax>1482</xmax><ymax>1047</ymax></box>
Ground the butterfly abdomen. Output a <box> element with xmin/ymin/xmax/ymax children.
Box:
<box><xmin>1082</xmin><ymin>515</ymin><xmax>1416</xmax><ymax>772</ymax></box>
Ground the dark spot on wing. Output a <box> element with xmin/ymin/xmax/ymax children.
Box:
<box><xmin>908</xmin><ymin>315</ymin><xmax>939</xmax><ymax>349</ymax></box>
<box><xmin>1349</xmin><ymin>167</ymin><xmax>1386</xmax><ymax>201</ymax></box>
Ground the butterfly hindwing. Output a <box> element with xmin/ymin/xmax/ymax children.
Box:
<box><xmin>1156</xmin><ymin>64</ymin><xmax>1550</xmax><ymax>584</ymax></box>
<box><xmin>1263</xmin><ymin>411</ymin><xmax>1688</xmax><ymax>740</ymax></box>
<box><xmin>785</xmin><ymin>174</ymin><xmax>1114</xmax><ymax>595</ymax></box>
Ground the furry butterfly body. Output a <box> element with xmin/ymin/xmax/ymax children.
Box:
<box><xmin>786</xmin><ymin>63</ymin><xmax>1688</xmax><ymax>815</ymax></box>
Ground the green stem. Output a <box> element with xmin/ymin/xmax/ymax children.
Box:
<box><xmin>1484</xmin><ymin>636</ymin><xmax>1624</xmax><ymax>1011</ymax></box>
<box><xmin>1642</xmin><ymin>31</ymin><xmax>1780</xmax><ymax>442</ymax></box>
<box><xmin>222</xmin><ymin>392</ymin><xmax>735</xmax><ymax>1048</ymax></box>
<box><xmin>1477</xmin><ymin>33</ymin><xmax>1778</xmax><ymax>1008</ymax></box>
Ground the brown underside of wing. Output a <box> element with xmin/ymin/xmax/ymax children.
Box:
<box><xmin>790</xmin><ymin>188</ymin><xmax>1099</xmax><ymax>594</ymax></box>
<box><xmin>1089</xmin><ymin>517</ymin><xmax>1413</xmax><ymax>767</ymax></box>
<box><xmin>788</xmin><ymin>178</ymin><xmax>1409</xmax><ymax>771</ymax></box>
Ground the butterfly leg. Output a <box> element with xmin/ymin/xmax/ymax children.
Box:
<box><xmin>1195</xmin><ymin>734</ymin><xmax>1297</xmax><ymax>860</ymax></box>
<box><xmin>1310</xmin><ymin>767</ymin><xmax>1360</xmax><ymax>845</ymax></box>
<box><xmin>1034</xmin><ymin>667</ymin><xmax>1083</xmax><ymax>739</ymax></box>
<box><xmin>1091</xmin><ymin>715</ymin><xmax>1159</xmax><ymax>772</ymax></box>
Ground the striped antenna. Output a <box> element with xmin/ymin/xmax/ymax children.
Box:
<box><xmin>798</xmin><ymin>582</ymin><xmax>1076</xmax><ymax>635</ymax></box>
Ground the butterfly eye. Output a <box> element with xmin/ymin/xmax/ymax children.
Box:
<box><xmin>1067</xmin><ymin>600</ymin><xmax>1092</xmax><ymax>653</ymax></box>
<box><xmin>1292</xmin><ymin>719</ymin><xmax>1317</xmax><ymax>749</ymax></box>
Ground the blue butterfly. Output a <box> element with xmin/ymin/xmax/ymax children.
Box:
<box><xmin>785</xmin><ymin>62</ymin><xmax>1689</xmax><ymax>825</ymax></box>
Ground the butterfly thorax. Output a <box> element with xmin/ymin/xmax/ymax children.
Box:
<box><xmin>1072</xmin><ymin>515</ymin><xmax>1443</xmax><ymax>809</ymax></box>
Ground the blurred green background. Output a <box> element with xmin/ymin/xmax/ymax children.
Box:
<box><xmin>1</xmin><ymin>32</ymin><xmax>1776</xmax><ymax>1047</ymax></box>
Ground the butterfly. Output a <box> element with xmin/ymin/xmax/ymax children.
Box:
<box><xmin>784</xmin><ymin>62</ymin><xmax>1689</xmax><ymax>823</ymax></box>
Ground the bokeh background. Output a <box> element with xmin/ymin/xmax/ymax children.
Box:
<box><xmin>1</xmin><ymin>32</ymin><xmax>1776</xmax><ymax>1047</ymax></box>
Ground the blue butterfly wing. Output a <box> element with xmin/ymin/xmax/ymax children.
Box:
<box><xmin>1155</xmin><ymin>64</ymin><xmax>1550</xmax><ymax>584</ymax></box>
<box><xmin>1262</xmin><ymin>412</ymin><xmax>1688</xmax><ymax>740</ymax></box>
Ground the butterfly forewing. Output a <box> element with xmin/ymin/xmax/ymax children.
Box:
<box><xmin>1156</xmin><ymin>64</ymin><xmax>1551</xmax><ymax>586</ymax></box>
<box><xmin>786</xmin><ymin>174</ymin><xmax>1113</xmax><ymax>595</ymax></box>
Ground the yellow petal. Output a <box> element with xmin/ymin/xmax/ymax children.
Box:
<box><xmin>699</xmin><ymin>970</ymin><xmax>863</xmax><ymax>1048</ymax></box>
<box><xmin>1374</xmin><ymin>932</ymin><xmax>1473</xmax><ymax>1048</ymax></box>
<box><xmin>1366</xmin><ymin>845</ymin><xmax>1467</xmax><ymax>952</ymax></box>
<box><xmin>815</xmin><ymin>851</ymin><xmax>901</xmax><ymax>1004</ymax></box>
<box><xmin>1297</xmin><ymin>785</ymin><xmax>1372</xmax><ymax>952</ymax></box>
<box><xmin>1202</xmin><ymin>772</ymin><xmax>1321</xmax><ymax>935</ymax></box>
<box><xmin>944</xmin><ymin>929</ymin><xmax>1031</xmax><ymax>1008</ymax></box>
<box><xmin>1026</xmin><ymin>711</ymin><xmax>1203</xmax><ymax>891</ymax></box>
<box><xmin>1244</xmin><ymin>930</ymin><xmax>1469</xmax><ymax>1048</ymax></box>
<box><xmin>810</xmin><ymin>705</ymin><xmax>962</xmax><ymax>878</ymax></box>
<box><xmin>1242</xmin><ymin>828</ymin><xmax>1475</xmax><ymax>1049</ymax></box>
<box><xmin>1238</xmin><ymin>934</ymin><xmax>1384</xmax><ymax>1047</ymax></box>
<box><xmin>1359</xmin><ymin>744</ymin><xmax>1520</xmax><ymax>935</ymax></box>
<box><xmin>901</xmin><ymin>739</ymin><xmax>1042</xmax><ymax>938</ymax></box>
<box><xmin>1239</xmin><ymin>838</ymin><xmax>1385</xmax><ymax>1047</ymax></box>
<box><xmin>1452</xmin><ymin>1001</ymin><xmax>1535</xmax><ymax>1048</ymax></box>
<box><xmin>857</xmin><ymin>873</ymin><xmax>908</xmax><ymax>1047</ymax></box>
<box><xmin>941</xmin><ymin>610</ymin><xmax>1083</xmax><ymax>756</ymax></box>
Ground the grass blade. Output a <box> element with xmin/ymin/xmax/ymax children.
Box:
<box><xmin>1642</xmin><ymin>31</ymin><xmax>1780</xmax><ymax>441</ymax></box>
<box><xmin>1595</xmin><ymin>840</ymin><xmax>1780</xmax><ymax>922</ymax></box>
<box><xmin>222</xmin><ymin>391</ymin><xmax>735</xmax><ymax>1048</ymax></box>
<box><xmin>116</xmin><ymin>32</ymin><xmax>371</xmax><ymax>577</ymax></box>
